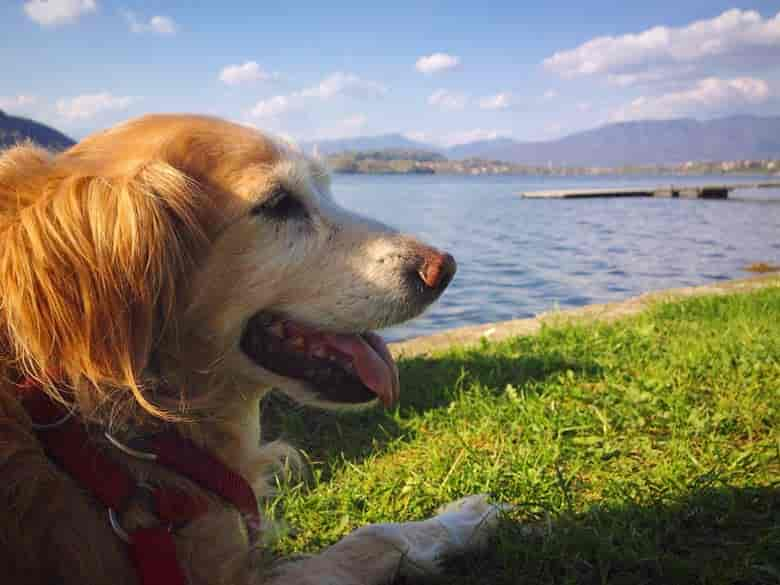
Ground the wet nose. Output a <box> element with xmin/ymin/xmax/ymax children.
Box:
<box><xmin>417</xmin><ymin>251</ymin><xmax>457</xmax><ymax>292</ymax></box>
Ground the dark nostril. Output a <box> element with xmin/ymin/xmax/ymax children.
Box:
<box><xmin>418</xmin><ymin>252</ymin><xmax>457</xmax><ymax>291</ymax></box>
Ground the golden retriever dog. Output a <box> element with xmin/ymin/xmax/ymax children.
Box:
<box><xmin>0</xmin><ymin>115</ymin><xmax>502</xmax><ymax>585</ymax></box>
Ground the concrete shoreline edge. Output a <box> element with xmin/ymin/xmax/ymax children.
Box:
<box><xmin>389</xmin><ymin>274</ymin><xmax>780</xmax><ymax>358</ymax></box>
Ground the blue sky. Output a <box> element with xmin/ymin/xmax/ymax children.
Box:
<box><xmin>3</xmin><ymin>1</ymin><xmax>780</xmax><ymax>145</ymax></box>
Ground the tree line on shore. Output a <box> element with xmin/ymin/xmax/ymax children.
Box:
<box><xmin>326</xmin><ymin>148</ymin><xmax>780</xmax><ymax>176</ymax></box>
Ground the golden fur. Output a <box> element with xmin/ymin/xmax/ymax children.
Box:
<box><xmin>0</xmin><ymin>115</ymin><xmax>500</xmax><ymax>585</ymax></box>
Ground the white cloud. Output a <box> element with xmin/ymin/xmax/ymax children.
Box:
<box><xmin>298</xmin><ymin>72</ymin><xmax>386</xmax><ymax>100</ymax></box>
<box><xmin>428</xmin><ymin>89</ymin><xmax>467</xmax><ymax>111</ymax></box>
<box><xmin>606</xmin><ymin>66</ymin><xmax>697</xmax><ymax>87</ymax></box>
<box><xmin>544</xmin><ymin>9</ymin><xmax>780</xmax><ymax>79</ymax></box>
<box><xmin>124</xmin><ymin>11</ymin><xmax>177</xmax><ymax>35</ymax></box>
<box><xmin>219</xmin><ymin>61</ymin><xmax>276</xmax><ymax>85</ymax></box>
<box><xmin>542</xmin><ymin>89</ymin><xmax>558</xmax><ymax>100</ymax></box>
<box><xmin>149</xmin><ymin>16</ymin><xmax>176</xmax><ymax>34</ymax></box>
<box><xmin>415</xmin><ymin>52</ymin><xmax>461</xmax><ymax>74</ymax></box>
<box><xmin>316</xmin><ymin>114</ymin><xmax>369</xmax><ymax>140</ymax></box>
<box><xmin>440</xmin><ymin>129</ymin><xmax>505</xmax><ymax>147</ymax></box>
<box><xmin>478</xmin><ymin>92</ymin><xmax>516</xmax><ymax>110</ymax></box>
<box><xmin>250</xmin><ymin>95</ymin><xmax>301</xmax><ymax>118</ymax></box>
<box><xmin>403</xmin><ymin>128</ymin><xmax>509</xmax><ymax>147</ymax></box>
<box><xmin>610</xmin><ymin>77</ymin><xmax>771</xmax><ymax>121</ymax></box>
<box><xmin>56</xmin><ymin>92</ymin><xmax>135</xmax><ymax>121</ymax></box>
<box><xmin>24</xmin><ymin>0</ymin><xmax>96</xmax><ymax>26</ymax></box>
<box><xmin>576</xmin><ymin>102</ymin><xmax>592</xmax><ymax>112</ymax></box>
<box><xmin>0</xmin><ymin>94</ymin><xmax>38</xmax><ymax>111</ymax></box>
<box><xmin>250</xmin><ymin>72</ymin><xmax>386</xmax><ymax>119</ymax></box>
<box><xmin>337</xmin><ymin>114</ymin><xmax>367</xmax><ymax>133</ymax></box>
<box><xmin>403</xmin><ymin>131</ymin><xmax>430</xmax><ymax>143</ymax></box>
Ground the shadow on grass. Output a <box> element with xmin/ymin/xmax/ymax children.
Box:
<box><xmin>408</xmin><ymin>484</ymin><xmax>780</xmax><ymax>585</ymax></box>
<box><xmin>261</xmin><ymin>343</ymin><xmax>601</xmax><ymax>479</ymax></box>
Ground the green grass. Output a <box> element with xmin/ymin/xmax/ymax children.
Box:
<box><xmin>262</xmin><ymin>287</ymin><xmax>780</xmax><ymax>584</ymax></box>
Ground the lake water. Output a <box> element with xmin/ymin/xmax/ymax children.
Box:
<box><xmin>331</xmin><ymin>174</ymin><xmax>780</xmax><ymax>342</ymax></box>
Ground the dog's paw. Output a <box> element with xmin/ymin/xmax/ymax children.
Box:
<box><xmin>434</xmin><ymin>494</ymin><xmax>510</xmax><ymax>551</ymax></box>
<box><xmin>397</xmin><ymin>494</ymin><xmax>510</xmax><ymax>577</ymax></box>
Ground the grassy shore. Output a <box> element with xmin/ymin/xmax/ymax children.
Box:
<box><xmin>264</xmin><ymin>286</ymin><xmax>780</xmax><ymax>584</ymax></box>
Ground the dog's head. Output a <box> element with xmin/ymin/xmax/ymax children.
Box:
<box><xmin>0</xmin><ymin>115</ymin><xmax>455</xmax><ymax>417</ymax></box>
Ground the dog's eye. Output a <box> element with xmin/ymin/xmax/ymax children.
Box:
<box><xmin>251</xmin><ymin>189</ymin><xmax>307</xmax><ymax>221</ymax></box>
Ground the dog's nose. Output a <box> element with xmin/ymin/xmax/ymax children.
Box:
<box><xmin>417</xmin><ymin>250</ymin><xmax>457</xmax><ymax>292</ymax></box>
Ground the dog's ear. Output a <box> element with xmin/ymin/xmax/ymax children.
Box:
<box><xmin>0</xmin><ymin>148</ymin><xmax>209</xmax><ymax>418</ymax></box>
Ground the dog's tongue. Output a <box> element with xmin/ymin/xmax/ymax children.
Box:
<box><xmin>320</xmin><ymin>332</ymin><xmax>397</xmax><ymax>407</ymax></box>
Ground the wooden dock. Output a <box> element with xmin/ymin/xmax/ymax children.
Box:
<box><xmin>520</xmin><ymin>181</ymin><xmax>780</xmax><ymax>199</ymax></box>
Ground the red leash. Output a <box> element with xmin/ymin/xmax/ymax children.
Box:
<box><xmin>19</xmin><ymin>383</ymin><xmax>260</xmax><ymax>585</ymax></box>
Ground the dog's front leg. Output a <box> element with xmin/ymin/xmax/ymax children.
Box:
<box><xmin>265</xmin><ymin>495</ymin><xmax>504</xmax><ymax>585</ymax></box>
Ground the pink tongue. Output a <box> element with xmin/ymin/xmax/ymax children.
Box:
<box><xmin>320</xmin><ymin>333</ymin><xmax>395</xmax><ymax>406</ymax></box>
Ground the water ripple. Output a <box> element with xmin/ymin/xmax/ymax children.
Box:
<box><xmin>333</xmin><ymin>175</ymin><xmax>780</xmax><ymax>341</ymax></box>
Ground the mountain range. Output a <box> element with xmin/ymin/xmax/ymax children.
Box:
<box><xmin>3</xmin><ymin>112</ymin><xmax>780</xmax><ymax>167</ymax></box>
<box><xmin>305</xmin><ymin>115</ymin><xmax>780</xmax><ymax>167</ymax></box>
<box><xmin>0</xmin><ymin>110</ymin><xmax>75</xmax><ymax>151</ymax></box>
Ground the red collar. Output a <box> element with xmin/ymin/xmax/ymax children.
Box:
<box><xmin>19</xmin><ymin>380</ymin><xmax>260</xmax><ymax>585</ymax></box>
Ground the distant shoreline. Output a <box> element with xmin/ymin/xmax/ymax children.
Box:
<box><xmin>333</xmin><ymin>167</ymin><xmax>780</xmax><ymax>177</ymax></box>
<box><xmin>328</xmin><ymin>155</ymin><xmax>780</xmax><ymax>177</ymax></box>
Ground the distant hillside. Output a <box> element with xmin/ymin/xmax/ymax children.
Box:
<box><xmin>447</xmin><ymin>116</ymin><xmax>780</xmax><ymax>166</ymax></box>
<box><xmin>303</xmin><ymin>133</ymin><xmax>440</xmax><ymax>157</ymax></box>
<box><xmin>0</xmin><ymin>110</ymin><xmax>75</xmax><ymax>151</ymax></box>
<box><xmin>6</xmin><ymin>112</ymin><xmax>775</xmax><ymax>167</ymax></box>
<box><xmin>307</xmin><ymin>115</ymin><xmax>780</xmax><ymax>167</ymax></box>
